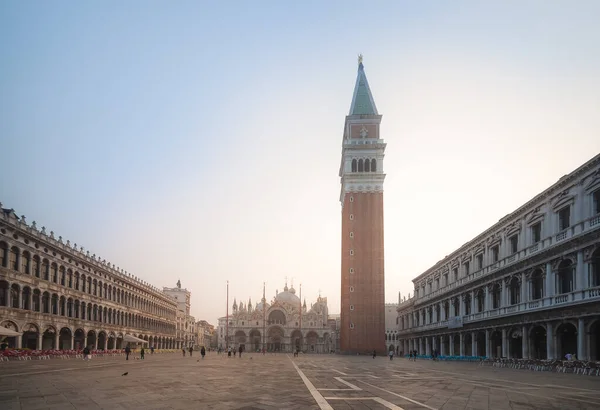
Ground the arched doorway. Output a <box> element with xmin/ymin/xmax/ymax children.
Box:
<box><xmin>108</xmin><ymin>333</ymin><xmax>116</xmax><ymax>349</ymax></box>
<box><xmin>87</xmin><ymin>330</ymin><xmax>97</xmax><ymax>350</ymax></box>
<box><xmin>249</xmin><ymin>329</ymin><xmax>261</xmax><ymax>352</ymax></box>
<box><xmin>530</xmin><ymin>325</ymin><xmax>547</xmax><ymax>359</ymax></box>
<box><xmin>452</xmin><ymin>334</ymin><xmax>460</xmax><ymax>356</ymax></box>
<box><xmin>441</xmin><ymin>334</ymin><xmax>450</xmax><ymax>356</ymax></box>
<box><xmin>116</xmin><ymin>333</ymin><xmax>124</xmax><ymax>349</ymax></box>
<box><xmin>22</xmin><ymin>323</ymin><xmax>39</xmax><ymax>350</ymax></box>
<box><xmin>97</xmin><ymin>332</ymin><xmax>107</xmax><ymax>350</ymax></box>
<box><xmin>306</xmin><ymin>331</ymin><xmax>318</xmax><ymax>353</ymax></box>
<box><xmin>556</xmin><ymin>322</ymin><xmax>577</xmax><ymax>359</ymax></box>
<box><xmin>234</xmin><ymin>331</ymin><xmax>246</xmax><ymax>351</ymax></box>
<box><xmin>290</xmin><ymin>329</ymin><xmax>303</xmax><ymax>352</ymax></box>
<box><xmin>42</xmin><ymin>326</ymin><xmax>57</xmax><ymax>349</ymax></box>
<box><xmin>59</xmin><ymin>327</ymin><xmax>72</xmax><ymax>350</ymax></box>
<box><xmin>74</xmin><ymin>329</ymin><xmax>85</xmax><ymax>350</ymax></box>
<box><xmin>267</xmin><ymin>326</ymin><xmax>284</xmax><ymax>352</ymax></box>
<box><xmin>508</xmin><ymin>327</ymin><xmax>522</xmax><ymax>359</ymax></box>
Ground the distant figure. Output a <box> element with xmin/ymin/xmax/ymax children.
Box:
<box><xmin>125</xmin><ymin>345</ymin><xmax>131</xmax><ymax>361</ymax></box>
<box><xmin>83</xmin><ymin>346</ymin><xmax>91</xmax><ymax>361</ymax></box>
<box><xmin>238</xmin><ymin>345</ymin><xmax>243</xmax><ymax>358</ymax></box>
<box><xmin>189</xmin><ymin>346</ymin><xmax>193</xmax><ymax>357</ymax></box>
<box><xmin>0</xmin><ymin>341</ymin><xmax>8</xmax><ymax>351</ymax></box>
<box><xmin>201</xmin><ymin>346</ymin><xmax>206</xmax><ymax>359</ymax></box>
<box><xmin>150</xmin><ymin>346</ymin><xmax>155</xmax><ymax>355</ymax></box>
<box><xmin>140</xmin><ymin>347</ymin><xmax>145</xmax><ymax>360</ymax></box>
<box><xmin>372</xmin><ymin>349</ymin><xmax>376</xmax><ymax>359</ymax></box>
<box><xmin>228</xmin><ymin>347</ymin><xmax>232</xmax><ymax>357</ymax></box>
<box><xmin>565</xmin><ymin>353</ymin><xmax>572</xmax><ymax>361</ymax></box>
<box><xmin>389</xmin><ymin>350</ymin><xmax>394</xmax><ymax>361</ymax></box>
<box><xmin>182</xmin><ymin>348</ymin><xmax>186</xmax><ymax>357</ymax></box>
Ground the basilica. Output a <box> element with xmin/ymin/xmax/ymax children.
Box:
<box><xmin>217</xmin><ymin>281</ymin><xmax>334</xmax><ymax>353</ymax></box>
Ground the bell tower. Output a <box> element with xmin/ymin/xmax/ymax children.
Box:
<box><xmin>339</xmin><ymin>55</ymin><xmax>386</xmax><ymax>355</ymax></box>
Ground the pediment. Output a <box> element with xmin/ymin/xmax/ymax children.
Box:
<box><xmin>551</xmin><ymin>192</ymin><xmax>575</xmax><ymax>211</ymax></box>
<box><xmin>584</xmin><ymin>169</ymin><xmax>600</xmax><ymax>193</ymax></box>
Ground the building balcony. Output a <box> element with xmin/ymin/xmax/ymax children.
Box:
<box><xmin>398</xmin><ymin>286</ymin><xmax>600</xmax><ymax>335</ymax></box>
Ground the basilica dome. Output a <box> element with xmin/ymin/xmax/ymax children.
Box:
<box><xmin>275</xmin><ymin>287</ymin><xmax>301</xmax><ymax>306</ymax></box>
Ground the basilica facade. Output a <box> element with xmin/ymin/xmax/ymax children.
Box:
<box><xmin>217</xmin><ymin>282</ymin><xmax>333</xmax><ymax>353</ymax></box>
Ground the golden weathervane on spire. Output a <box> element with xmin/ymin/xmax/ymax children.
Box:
<box><xmin>358</xmin><ymin>54</ymin><xmax>363</xmax><ymax>65</ymax></box>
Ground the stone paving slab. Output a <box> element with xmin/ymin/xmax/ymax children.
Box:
<box><xmin>1</xmin><ymin>353</ymin><xmax>600</xmax><ymax>409</ymax></box>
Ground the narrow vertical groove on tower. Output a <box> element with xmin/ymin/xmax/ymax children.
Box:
<box><xmin>339</xmin><ymin>57</ymin><xmax>386</xmax><ymax>355</ymax></box>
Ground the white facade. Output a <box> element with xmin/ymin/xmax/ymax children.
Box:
<box><xmin>217</xmin><ymin>281</ymin><xmax>334</xmax><ymax>353</ymax></box>
<box><xmin>163</xmin><ymin>285</ymin><xmax>196</xmax><ymax>349</ymax></box>
<box><xmin>396</xmin><ymin>154</ymin><xmax>600</xmax><ymax>360</ymax></box>
<box><xmin>385</xmin><ymin>302</ymin><xmax>399</xmax><ymax>353</ymax></box>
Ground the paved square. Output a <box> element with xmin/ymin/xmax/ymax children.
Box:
<box><xmin>1</xmin><ymin>353</ymin><xmax>599</xmax><ymax>409</ymax></box>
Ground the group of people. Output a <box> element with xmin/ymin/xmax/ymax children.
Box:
<box><xmin>182</xmin><ymin>346</ymin><xmax>207</xmax><ymax>359</ymax></box>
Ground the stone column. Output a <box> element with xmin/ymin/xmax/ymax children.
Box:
<box><xmin>440</xmin><ymin>302</ymin><xmax>445</xmax><ymax>321</ymax></box>
<box><xmin>83</xmin><ymin>335</ymin><xmax>88</xmax><ymax>349</ymax></box>
<box><xmin>545</xmin><ymin>263</ymin><xmax>554</xmax><ymax>298</ymax></box>
<box><xmin>419</xmin><ymin>338</ymin><xmax>424</xmax><ymax>355</ymax></box>
<box><xmin>470</xmin><ymin>291</ymin><xmax>476</xmax><ymax>314</ymax></box>
<box><xmin>426</xmin><ymin>337</ymin><xmax>430</xmax><ymax>356</ymax></box>
<box><xmin>502</xmin><ymin>328</ymin><xmax>508</xmax><ymax>358</ymax></box>
<box><xmin>484</xmin><ymin>286</ymin><xmax>490</xmax><ymax>311</ymax></box>
<box><xmin>578</xmin><ymin>318</ymin><xmax>586</xmax><ymax>360</ymax></box>
<box><xmin>449</xmin><ymin>335</ymin><xmax>455</xmax><ymax>356</ymax></box>
<box><xmin>485</xmin><ymin>329</ymin><xmax>490</xmax><ymax>357</ymax></box>
<box><xmin>471</xmin><ymin>332</ymin><xmax>477</xmax><ymax>357</ymax></box>
<box><xmin>460</xmin><ymin>296</ymin><xmax>465</xmax><ymax>316</ymax></box>
<box><xmin>522</xmin><ymin>326</ymin><xmax>529</xmax><ymax>359</ymax></box>
<box><xmin>521</xmin><ymin>272</ymin><xmax>527</xmax><ymax>304</ymax></box>
<box><xmin>459</xmin><ymin>333</ymin><xmax>465</xmax><ymax>356</ymax></box>
<box><xmin>16</xmin><ymin>335</ymin><xmax>22</xmax><ymax>349</ymax></box>
<box><xmin>37</xmin><ymin>333</ymin><xmax>42</xmax><ymax>350</ymax></box>
<box><xmin>440</xmin><ymin>336</ymin><xmax>445</xmax><ymax>356</ymax></box>
<box><xmin>54</xmin><ymin>333</ymin><xmax>60</xmax><ymax>350</ymax></box>
<box><xmin>70</xmin><ymin>335</ymin><xmax>75</xmax><ymax>350</ymax></box>
<box><xmin>576</xmin><ymin>251</ymin><xmax>586</xmax><ymax>290</ymax></box>
<box><xmin>546</xmin><ymin>322</ymin><xmax>554</xmax><ymax>360</ymax></box>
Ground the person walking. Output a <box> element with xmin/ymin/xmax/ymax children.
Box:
<box><xmin>189</xmin><ymin>346</ymin><xmax>193</xmax><ymax>357</ymax></box>
<box><xmin>182</xmin><ymin>347</ymin><xmax>186</xmax><ymax>357</ymax></box>
<box><xmin>150</xmin><ymin>346</ymin><xmax>155</xmax><ymax>355</ymax></box>
<box><xmin>125</xmin><ymin>345</ymin><xmax>131</xmax><ymax>361</ymax></box>
<box><xmin>140</xmin><ymin>347</ymin><xmax>145</xmax><ymax>360</ymax></box>
<box><xmin>83</xmin><ymin>345</ymin><xmax>91</xmax><ymax>361</ymax></box>
<box><xmin>238</xmin><ymin>345</ymin><xmax>243</xmax><ymax>358</ymax></box>
<box><xmin>201</xmin><ymin>346</ymin><xmax>206</xmax><ymax>359</ymax></box>
<box><xmin>389</xmin><ymin>349</ymin><xmax>394</xmax><ymax>361</ymax></box>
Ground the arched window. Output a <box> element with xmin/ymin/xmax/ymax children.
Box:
<box><xmin>371</xmin><ymin>158</ymin><xmax>377</xmax><ymax>172</ymax></box>
<box><xmin>509</xmin><ymin>276</ymin><xmax>520</xmax><ymax>305</ymax></box>
<box><xmin>557</xmin><ymin>260</ymin><xmax>574</xmax><ymax>294</ymax></box>
<box><xmin>351</xmin><ymin>159</ymin><xmax>357</xmax><ymax>172</ymax></box>
<box><xmin>531</xmin><ymin>269</ymin><xmax>544</xmax><ymax>300</ymax></box>
<box><xmin>365</xmin><ymin>159</ymin><xmax>370</xmax><ymax>172</ymax></box>
<box><xmin>492</xmin><ymin>284</ymin><xmax>501</xmax><ymax>309</ymax></box>
<box><xmin>358</xmin><ymin>159</ymin><xmax>364</xmax><ymax>172</ymax></box>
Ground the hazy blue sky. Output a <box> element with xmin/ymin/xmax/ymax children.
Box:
<box><xmin>1</xmin><ymin>1</ymin><xmax>599</xmax><ymax>324</ymax></box>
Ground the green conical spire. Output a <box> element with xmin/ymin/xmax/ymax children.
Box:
<box><xmin>349</xmin><ymin>55</ymin><xmax>378</xmax><ymax>115</ymax></box>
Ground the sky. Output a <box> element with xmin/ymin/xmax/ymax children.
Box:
<box><xmin>1</xmin><ymin>1</ymin><xmax>599</xmax><ymax>325</ymax></box>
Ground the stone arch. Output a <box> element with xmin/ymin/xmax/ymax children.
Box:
<box><xmin>588</xmin><ymin>317</ymin><xmax>600</xmax><ymax>361</ymax></box>
<box><xmin>529</xmin><ymin>325</ymin><xmax>547</xmax><ymax>359</ymax></box>
<box><xmin>97</xmin><ymin>331</ymin><xmax>107</xmax><ymax>350</ymax></box>
<box><xmin>557</xmin><ymin>259</ymin><xmax>574</xmax><ymax>294</ymax></box>
<box><xmin>267</xmin><ymin>326</ymin><xmax>284</xmax><ymax>352</ymax></box>
<box><xmin>108</xmin><ymin>332</ymin><xmax>116</xmax><ymax>349</ymax></box>
<box><xmin>59</xmin><ymin>327</ymin><xmax>72</xmax><ymax>350</ymax></box>
<box><xmin>87</xmin><ymin>330</ymin><xmax>97</xmax><ymax>350</ymax></box>
<box><xmin>21</xmin><ymin>323</ymin><xmax>39</xmax><ymax>350</ymax></box>
<box><xmin>0</xmin><ymin>241</ymin><xmax>9</xmax><ymax>268</ymax></box>
<box><xmin>249</xmin><ymin>329</ymin><xmax>261</xmax><ymax>352</ymax></box>
<box><xmin>371</xmin><ymin>158</ymin><xmax>377</xmax><ymax>172</ymax></box>
<box><xmin>556</xmin><ymin>321</ymin><xmax>578</xmax><ymax>359</ymax></box>
<box><xmin>305</xmin><ymin>331</ymin><xmax>319</xmax><ymax>353</ymax></box>
<box><xmin>74</xmin><ymin>328</ymin><xmax>85</xmax><ymax>350</ymax></box>
<box><xmin>43</xmin><ymin>325</ymin><xmax>57</xmax><ymax>349</ymax></box>
<box><xmin>268</xmin><ymin>310</ymin><xmax>286</xmax><ymax>325</ymax></box>
<box><xmin>290</xmin><ymin>329</ymin><xmax>303</xmax><ymax>351</ymax></box>
<box><xmin>0</xmin><ymin>280</ymin><xmax>9</xmax><ymax>307</ymax></box>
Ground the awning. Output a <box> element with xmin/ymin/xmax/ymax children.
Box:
<box><xmin>123</xmin><ymin>334</ymin><xmax>149</xmax><ymax>344</ymax></box>
<box><xmin>0</xmin><ymin>327</ymin><xmax>22</xmax><ymax>337</ymax></box>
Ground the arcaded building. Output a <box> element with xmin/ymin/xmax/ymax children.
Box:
<box><xmin>0</xmin><ymin>205</ymin><xmax>178</xmax><ymax>350</ymax></box>
<box><xmin>396</xmin><ymin>155</ymin><xmax>600</xmax><ymax>360</ymax></box>
<box><xmin>339</xmin><ymin>56</ymin><xmax>386</xmax><ymax>354</ymax></box>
